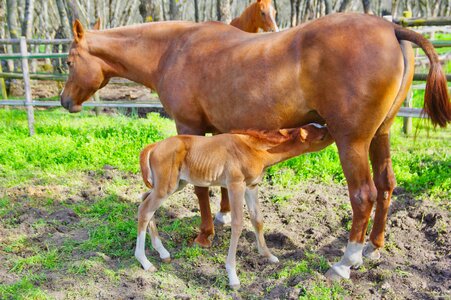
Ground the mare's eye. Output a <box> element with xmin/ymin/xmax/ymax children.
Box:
<box><xmin>261</xmin><ymin>12</ymin><xmax>265</xmax><ymax>16</ymax></box>
<box><xmin>66</xmin><ymin>61</ymin><xmax>72</xmax><ymax>67</ymax></box>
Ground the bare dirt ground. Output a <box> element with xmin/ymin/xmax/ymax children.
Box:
<box><xmin>1</xmin><ymin>170</ymin><xmax>449</xmax><ymax>299</ymax></box>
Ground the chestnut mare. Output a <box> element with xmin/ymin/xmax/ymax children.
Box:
<box><xmin>230</xmin><ymin>0</ymin><xmax>279</xmax><ymax>32</ymax></box>
<box><xmin>61</xmin><ymin>13</ymin><xmax>450</xmax><ymax>280</ymax></box>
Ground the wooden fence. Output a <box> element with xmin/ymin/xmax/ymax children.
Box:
<box><xmin>0</xmin><ymin>17</ymin><xmax>450</xmax><ymax>136</ymax></box>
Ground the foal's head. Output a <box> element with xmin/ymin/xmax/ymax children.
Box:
<box><xmin>253</xmin><ymin>0</ymin><xmax>279</xmax><ymax>32</ymax></box>
<box><xmin>61</xmin><ymin>20</ymin><xmax>110</xmax><ymax>113</ymax></box>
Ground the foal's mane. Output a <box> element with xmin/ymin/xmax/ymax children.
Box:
<box><xmin>231</xmin><ymin>128</ymin><xmax>299</xmax><ymax>145</ymax></box>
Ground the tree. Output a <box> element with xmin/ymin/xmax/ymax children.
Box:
<box><xmin>216</xmin><ymin>0</ymin><xmax>231</xmax><ymax>23</ymax></box>
<box><xmin>21</xmin><ymin>0</ymin><xmax>34</xmax><ymax>38</ymax></box>
<box><xmin>169</xmin><ymin>0</ymin><xmax>181</xmax><ymax>20</ymax></box>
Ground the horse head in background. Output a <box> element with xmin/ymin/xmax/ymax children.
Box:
<box><xmin>231</xmin><ymin>0</ymin><xmax>279</xmax><ymax>33</ymax></box>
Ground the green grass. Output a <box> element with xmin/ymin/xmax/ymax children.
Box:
<box><xmin>0</xmin><ymin>108</ymin><xmax>175</xmax><ymax>187</ymax></box>
<box><xmin>0</xmin><ymin>274</ymin><xmax>49</xmax><ymax>300</ymax></box>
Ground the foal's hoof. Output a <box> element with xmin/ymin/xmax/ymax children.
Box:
<box><xmin>325</xmin><ymin>266</ymin><xmax>348</xmax><ymax>281</ymax></box>
<box><xmin>229</xmin><ymin>283</ymin><xmax>241</xmax><ymax>290</ymax></box>
<box><xmin>161</xmin><ymin>257</ymin><xmax>171</xmax><ymax>263</ymax></box>
<box><xmin>194</xmin><ymin>235</ymin><xmax>212</xmax><ymax>248</ymax></box>
<box><xmin>141</xmin><ymin>261</ymin><xmax>157</xmax><ymax>272</ymax></box>
<box><xmin>214</xmin><ymin>212</ymin><xmax>231</xmax><ymax>225</ymax></box>
<box><xmin>363</xmin><ymin>242</ymin><xmax>381</xmax><ymax>260</ymax></box>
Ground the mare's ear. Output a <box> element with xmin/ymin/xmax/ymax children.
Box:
<box><xmin>299</xmin><ymin>128</ymin><xmax>308</xmax><ymax>142</ymax></box>
<box><xmin>73</xmin><ymin>19</ymin><xmax>85</xmax><ymax>43</ymax></box>
<box><xmin>278</xmin><ymin>129</ymin><xmax>289</xmax><ymax>137</ymax></box>
<box><xmin>93</xmin><ymin>18</ymin><xmax>101</xmax><ymax>30</ymax></box>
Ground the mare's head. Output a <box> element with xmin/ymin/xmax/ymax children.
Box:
<box><xmin>61</xmin><ymin>19</ymin><xmax>109</xmax><ymax>113</ymax></box>
<box><xmin>253</xmin><ymin>0</ymin><xmax>279</xmax><ymax>32</ymax></box>
<box><xmin>261</xmin><ymin>124</ymin><xmax>332</xmax><ymax>154</ymax></box>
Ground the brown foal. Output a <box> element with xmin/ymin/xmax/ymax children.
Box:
<box><xmin>230</xmin><ymin>0</ymin><xmax>278</xmax><ymax>33</ymax></box>
<box><xmin>135</xmin><ymin>124</ymin><xmax>333</xmax><ymax>288</ymax></box>
<box><xmin>61</xmin><ymin>14</ymin><xmax>450</xmax><ymax>279</ymax></box>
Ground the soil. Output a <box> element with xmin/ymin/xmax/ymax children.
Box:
<box><xmin>0</xmin><ymin>170</ymin><xmax>449</xmax><ymax>299</ymax></box>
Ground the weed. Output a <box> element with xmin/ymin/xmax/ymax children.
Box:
<box><xmin>11</xmin><ymin>249</ymin><xmax>60</xmax><ymax>273</ymax></box>
<box><xmin>0</xmin><ymin>274</ymin><xmax>49</xmax><ymax>300</ymax></box>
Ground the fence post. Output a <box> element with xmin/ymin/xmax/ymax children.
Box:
<box><xmin>403</xmin><ymin>89</ymin><xmax>413</xmax><ymax>134</ymax></box>
<box><xmin>0</xmin><ymin>63</ymin><xmax>7</xmax><ymax>100</ymax></box>
<box><xmin>20</xmin><ymin>37</ymin><xmax>35</xmax><ymax>136</ymax></box>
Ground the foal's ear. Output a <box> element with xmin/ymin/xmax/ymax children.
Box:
<box><xmin>299</xmin><ymin>128</ymin><xmax>308</xmax><ymax>142</ymax></box>
<box><xmin>73</xmin><ymin>19</ymin><xmax>85</xmax><ymax>43</ymax></box>
<box><xmin>93</xmin><ymin>18</ymin><xmax>101</xmax><ymax>30</ymax></box>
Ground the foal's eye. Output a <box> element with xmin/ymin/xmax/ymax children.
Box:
<box><xmin>261</xmin><ymin>12</ymin><xmax>265</xmax><ymax>16</ymax></box>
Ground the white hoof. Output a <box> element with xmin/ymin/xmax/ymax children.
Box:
<box><xmin>268</xmin><ymin>254</ymin><xmax>279</xmax><ymax>263</ymax></box>
<box><xmin>214</xmin><ymin>212</ymin><xmax>231</xmax><ymax>225</ymax></box>
<box><xmin>363</xmin><ymin>242</ymin><xmax>381</xmax><ymax>260</ymax></box>
<box><xmin>226</xmin><ymin>266</ymin><xmax>240</xmax><ymax>289</ymax></box>
<box><xmin>326</xmin><ymin>264</ymin><xmax>350</xmax><ymax>280</ymax></box>
<box><xmin>136</xmin><ymin>256</ymin><xmax>156</xmax><ymax>272</ymax></box>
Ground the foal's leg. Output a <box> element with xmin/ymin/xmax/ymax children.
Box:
<box><xmin>135</xmin><ymin>191</ymin><xmax>167</xmax><ymax>271</ymax></box>
<box><xmin>326</xmin><ymin>140</ymin><xmax>377</xmax><ymax>280</ymax></box>
<box><xmin>364</xmin><ymin>132</ymin><xmax>396</xmax><ymax>259</ymax></box>
<box><xmin>214</xmin><ymin>187</ymin><xmax>232</xmax><ymax>225</ymax></box>
<box><xmin>225</xmin><ymin>181</ymin><xmax>246</xmax><ymax>289</ymax></box>
<box><xmin>244</xmin><ymin>186</ymin><xmax>278</xmax><ymax>263</ymax></box>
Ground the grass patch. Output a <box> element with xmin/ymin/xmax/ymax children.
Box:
<box><xmin>11</xmin><ymin>249</ymin><xmax>60</xmax><ymax>273</ymax></box>
<box><xmin>0</xmin><ymin>274</ymin><xmax>49</xmax><ymax>300</ymax></box>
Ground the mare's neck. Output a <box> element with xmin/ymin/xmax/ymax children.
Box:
<box><xmin>85</xmin><ymin>23</ymin><xmax>187</xmax><ymax>90</ymax></box>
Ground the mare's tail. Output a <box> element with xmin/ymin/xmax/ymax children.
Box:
<box><xmin>394</xmin><ymin>26</ymin><xmax>450</xmax><ymax>128</ymax></box>
<box><xmin>140</xmin><ymin>143</ymin><xmax>158</xmax><ymax>189</ymax></box>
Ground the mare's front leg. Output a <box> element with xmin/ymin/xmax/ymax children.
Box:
<box><xmin>225</xmin><ymin>181</ymin><xmax>246</xmax><ymax>289</ymax></box>
<box><xmin>325</xmin><ymin>139</ymin><xmax>377</xmax><ymax>280</ymax></box>
<box><xmin>245</xmin><ymin>186</ymin><xmax>278</xmax><ymax>263</ymax></box>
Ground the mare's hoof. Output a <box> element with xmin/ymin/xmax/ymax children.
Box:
<box><xmin>229</xmin><ymin>284</ymin><xmax>241</xmax><ymax>290</ymax></box>
<box><xmin>194</xmin><ymin>235</ymin><xmax>212</xmax><ymax>248</ymax></box>
<box><xmin>363</xmin><ymin>242</ymin><xmax>381</xmax><ymax>260</ymax></box>
<box><xmin>161</xmin><ymin>257</ymin><xmax>171</xmax><ymax>263</ymax></box>
<box><xmin>325</xmin><ymin>267</ymin><xmax>347</xmax><ymax>281</ymax></box>
<box><xmin>214</xmin><ymin>212</ymin><xmax>231</xmax><ymax>225</ymax></box>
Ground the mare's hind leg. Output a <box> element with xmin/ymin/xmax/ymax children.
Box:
<box><xmin>244</xmin><ymin>186</ymin><xmax>278</xmax><ymax>263</ymax></box>
<box><xmin>364</xmin><ymin>132</ymin><xmax>396</xmax><ymax>259</ymax></box>
<box><xmin>135</xmin><ymin>191</ymin><xmax>166</xmax><ymax>271</ymax></box>
<box><xmin>325</xmin><ymin>139</ymin><xmax>377</xmax><ymax>280</ymax></box>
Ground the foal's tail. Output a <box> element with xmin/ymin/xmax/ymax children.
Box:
<box><xmin>140</xmin><ymin>143</ymin><xmax>158</xmax><ymax>189</ymax></box>
<box><xmin>395</xmin><ymin>26</ymin><xmax>450</xmax><ymax>128</ymax></box>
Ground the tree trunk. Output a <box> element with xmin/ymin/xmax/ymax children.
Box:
<box><xmin>140</xmin><ymin>0</ymin><xmax>162</xmax><ymax>22</ymax></box>
<box><xmin>216</xmin><ymin>0</ymin><xmax>231</xmax><ymax>23</ymax></box>
<box><xmin>194</xmin><ymin>0</ymin><xmax>199</xmax><ymax>22</ymax></box>
<box><xmin>21</xmin><ymin>0</ymin><xmax>34</xmax><ymax>38</ymax></box>
<box><xmin>290</xmin><ymin>0</ymin><xmax>296</xmax><ymax>27</ymax></box>
<box><xmin>338</xmin><ymin>0</ymin><xmax>352</xmax><ymax>12</ymax></box>
<box><xmin>56</xmin><ymin>0</ymin><xmax>71</xmax><ymax>38</ymax></box>
<box><xmin>362</xmin><ymin>0</ymin><xmax>371</xmax><ymax>13</ymax></box>
<box><xmin>169</xmin><ymin>0</ymin><xmax>181</xmax><ymax>20</ymax></box>
<box><xmin>324</xmin><ymin>0</ymin><xmax>332</xmax><ymax>14</ymax></box>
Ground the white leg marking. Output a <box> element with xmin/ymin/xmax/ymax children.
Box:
<box><xmin>134</xmin><ymin>231</ymin><xmax>156</xmax><ymax>271</ymax></box>
<box><xmin>214</xmin><ymin>211</ymin><xmax>231</xmax><ymax>225</ymax></box>
<box><xmin>329</xmin><ymin>242</ymin><xmax>364</xmax><ymax>279</ymax></box>
<box><xmin>152</xmin><ymin>237</ymin><xmax>170</xmax><ymax>261</ymax></box>
<box><xmin>363</xmin><ymin>241</ymin><xmax>381</xmax><ymax>260</ymax></box>
<box><xmin>226</xmin><ymin>264</ymin><xmax>240</xmax><ymax>289</ymax></box>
